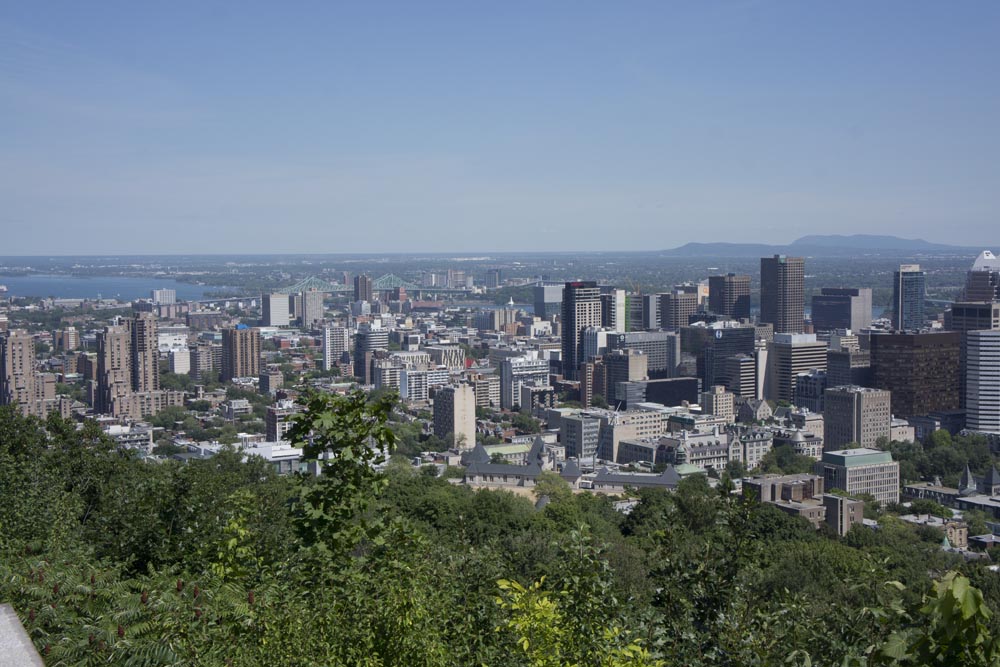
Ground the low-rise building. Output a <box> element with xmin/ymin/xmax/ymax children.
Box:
<box><xmin>814</xmin><ymin>448</ymin><xmax>900</xmax><ymax>505</ymax></box>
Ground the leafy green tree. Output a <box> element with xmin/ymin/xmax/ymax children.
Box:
<box><xmin>286</xmin><ymin>389</ymin><xmax>397</xmax><ymax>562</ymax></box>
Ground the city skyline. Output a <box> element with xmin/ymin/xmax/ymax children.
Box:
<box><xmin>3</xmin><ymin>2</ymin><xmax>1000</xmax><ymax>254</ymax></box>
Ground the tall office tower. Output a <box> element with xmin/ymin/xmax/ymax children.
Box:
<box><xmin>827</xmin><ymin>348</ymin><xmax>872</xmax><ymax>389</ymax></box>
<box><xmin>433</xmin><ymin>384</ymin><xmax>477</xmax><ymax>449</ymax></box>
<box><xmin>484</xmin><ymin>269</ymin><xmax>502</xmax><ymax>289</ymax></box>
<box><xmin>323</xmin><ymin>325</ymin><xmax>351</xmax><ymax>370</ymax></box>
<box><xmin>301</xmin><ymin>289</ymin><xmax>325</xmax><ymax>327</ymax></box>
<box><xmin>760</xmin><ymin>255</ymin><xmax>805</xmax><ymax>334</ymax></box>
<box><xmin>723</xmin><ymin>354</ymin><xmax>757</xmax><ymax>399</ymax></box>
<box><xmin>625</xmin><ymin>293</ymin><xmax>643</xmax><ymax>332</ymax></box>
<box><xmin>642</xmin><ymin>294</ymin><xmax>660</xmax><ymax>330</ymax></box>
<box><xmin>870</xmin><ymin>331</ymin><xmax>960</xmax><ymax>418</ymax></box>
<box><xmin>966</xmin><ymin>330</ymin><xmax>1000</xmax><ymax>433</ymax></box>
<box><xmin>499</xmin><ymin>354</ymin><xmax>550</xmax><ymax>410</ymax></box>
<box><xmin>700</xmin><ymin>324</ymin><xmax>757</xmax><ymax>389</ymax></box>
<box><xmin>561</xmin><ymin>281</ymin><xmax>602</xmax><ymax>380</ymax></box>
<box><xmin>150</xmin><ymin>288</ymin><xmax>177</xmax><ymax>305</ymax></box>
<box><xmin>582</xmin><ymin>327</ymin><xmax>613</xmax><ymax>363</ymax></box>
<box><xmin>606</xmin><ymin>330</ymin><xmax>680</xmax><ymax>379</ymax></box>
<box><xmin>891</xmin><ymin>264</ymin><xmax>926</xmax><ymax>331</ymax></box>
<box><xmin>794</xmin><ymin>369</ymin><xmax>828</xmax><ymax>412</ymax></box>
<box><xmin>96</xmin><ymin>326</ymin><xmax>132</xmax><ymax>415</ymax></box>
<box><xmin>130</xmin><ymin>313</ymin><xmax>159</xmax><ymax>393</ymax></box>
<box><xmin>701</xmin><ymin>385</ymin><xmax>736</xmax><ymax>423</ymax></box>
<box><xmin>354</xmin><ymin>274</ymin><xmax>374</xmax><ymax>303</ymax></box>
<box><xmin>810</xmin><ymin>288</ymin><xmax>873</xmax><ymax>332</ymax></box>
<box><xmin>221</xmin><ymin>326</ymin><xmax>261</xmax><ymax>382</ymax></box>
<box><xmin>764</xmin><ymin>333</ymin><xmax>827</xmax><ymax>403</ymax></box>
<box><xmin>944</xmin><ymin>302</ymin><xmax>1000</xmax><ymax>409</ymax></box>
<box><xmin>963</xmin><ymin>251</ymin><xmax>1000</xmax><ymax>301</ymax></box>
<box><xmin>600</xmin><ymin>287</ymin><xmax>626</xmax><ymax>331</ymax></box>
<box><xmin>261</xmin><ymin>293</ymin><xmax>291</xmax><ymax>327</ymax></box>
<box><xmin>605</xmin><ymin>349</ymin><xmax>648</xmax><ymax>404</ymax></box>
<box><xmin>823</xmin><ymin>386</ymin><xmax>891</xmax><ymax>450</ymax></box>
<box><xmin>708</xmin><ymin>274</ymin><xmax>751</xmax><ymax>320</ymax></box>
<box><xmin>0</xmin><ymin>330</ymin><xmax>35</xmax><ymax>414</ymax></box>
<box><xmin>533</xmin><ymin>283</ymin><xmax>564</xmax><ymax>319</ymax></box>
<box><xmin>353</xmin><ymin>324</ymin><xmax>389</xmax><ymax>385</ymax></box>
<box><xmin>660</xmin><ymin>292</ymin><xmax>699</xmax><ymax>331</ymax></box>
<box><xmin>946</xmin><ymin>302</ymin><xmax>1000</xmax><ymax>332</ymax></box>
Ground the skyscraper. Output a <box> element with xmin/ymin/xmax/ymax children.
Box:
<box><xmin>870</xmin><ymin>331</ymin><xmax>960</xmax><ymax>418</ymax></box>
<box><xmin>0</xmin><ymin>330</ymin><xmax>37</xmax><ymax>415</ymax></box>
<box><xmin>600</xmin><ymin>287</ymin><xmax>626</xmax><ymax>331</ymax></box>
<box><xmin>433</xmin><ymin>384</ymin><xmax>477</xmax><ymax>449</ymax></box>
<box><xmin>561</xmin><ymin>281</ymin><xmax>602</xmax><ymax>380</ymax></box>
<box><xmin>963</xmin><ymin>250</ymin><xmax>1000</xmax><ymax>301</ymax></box>
<box><xmin>532</xmin><ymin>283</ymin><xmax>564</xmax><ymax>320</ymax></box>
<box><xmin>764</xmin><ymin>333</ymin><xmax>827</xmax><ymax>403</ymax></box>
<box><xmin>824</xmin><ymin>386</ymin><xmax>892</xmax><ymax>450</ymax></box>
<box><xmin>659</xmin><ymin>291</ymin><xmax>699</xmax><ymax>331</ymax></box>
<box><xmin>95</xmin><ymin>325</ymin><xmax>132</xmax><ymax>415</ymax></box>
<box><xmin>301</xmin><ymin>289</ymin><xmax>325</xmax><ymax>327</ymax></box>
<box><xmin>323</xmin><ymin>325</ymin><xmax>350</xmax><ymax>371</ymax></box>
<box><xmin>810</xmin><ymin>288</ymin><xmax>873</xmax><ymax>332</ymax></box>
<box><xmin>966</xmin><ymin>330</ymin><xmax>1000</xmax><ymax>433</ymax></box>
<box><xmin>606</xmin><ymin>330</ymin><xmax>680</xmax><ymax>379</ymax></box>
<box><xmin>891</xmin><ymin>264</ymin><xmax>926</xmax><ymax>331</ymax></box>
<box><xmin>354</xmin><ymin>324</ymin><xmax>389</xmax><ymax>385</ymax></box>
<box><xmin>262</xmin><ymin>293</ymin><xmax>290</xmax><ymax>327</ymax></box>
<box><xmin>354</xmin><ymin>274</ymin><xmax>374</xmax><ymax>303</ymax></box>
<box><xmin>708</xmin><ymin>273</ymin><xmax>751</xmax><ymax>320</ymax></box>
<box><xmin>221</xmin><ymin>326</ymin><xmax>261</xmax><ymax>382</ymax></box>
<box><xmin>699</xmin><ymin>324</ymin><xmax>757</xmax><ymax>389</ymax></box>
<box><xmin>760</xmin><ymin>255</ymin><xmax>805</xmax><ymax>334</ymax></box>
<box><xmin>130</xmin><ymin>312</ymin><xmax>159</xmax><ymax>393</ymax></box>
<box><xmin>150</xmin><ymin>288</ymin><xmax>177</xmax><ymax>305</ymax></box>
<box><xmin>499</xmin><ymin>354</ymin><xmax>550</xmax><ymax>410</ymax></box>
<box><xmin>605</xmin><ymin>349</ymin><xmax>648</xmax><ymax>404</ymax></box>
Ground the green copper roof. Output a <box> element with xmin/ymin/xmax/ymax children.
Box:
<box><xmin>822</xmin><ymin>448</ymin><xmax>894</xmax><ymax>468</ymax></box>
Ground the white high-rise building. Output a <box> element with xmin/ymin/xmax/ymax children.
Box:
<box><xmin>169</xmin><ymin>349</ymin><xmax>191</xmax><ymax>375</ymax></box>
<box><xmin>323</xmin><ymin>326</ymin><xmax>351</xmax><ymax>370</ymax></box>
<box><xmin>967</xmin><ymin>330</ymin><xmax>1000</xmax><ymax>433</ymax></box>
<box><xmin>500</xmin><ymin>354</ymin><xmax>550</xmax><ymax>410</ymax></box>
<box><xmin>262</xmin><ymin>293</ymin><xmax>290</xmax><ymax>327</ymax></box>
<box><xmin>433</xmin><ymin>384</ymin><xmax>477</xmax><ymax>449</ymax></box>
<box><xmin>151</xmin><ymin>288</ymin><xmax>177</xmax><ymax>305</ymax></box>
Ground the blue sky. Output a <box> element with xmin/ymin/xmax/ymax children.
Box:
<box><xmin>2</xmin><ymin>1</ymin><xmax>998</xmax><ymax>254</ymax></box>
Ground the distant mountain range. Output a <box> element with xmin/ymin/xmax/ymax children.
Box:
<box><xmin>661</xmin><ymin>234</ymin><xmax>990</xmax><ymax>258</ymax></box>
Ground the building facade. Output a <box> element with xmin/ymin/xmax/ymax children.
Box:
<box><xmin>708</xmin><ymin>273</ymin><xmax>751</xmax><ymax>320</ymax></box>
<box><xmin>967</xmin><ymin>330</ymin><xmax>1000</xmax><ymax>433</ymax></box>
<box><xmin>823</xmin><ymin>386</ymin><xmax>892</xmax><ymax>450</ymax></box>
<box><xmin>870</xmin><ymin>331</ymin><xmax>961</xmax><ymax>419</ymax></box>
<box><xmin>891</xmin><ymin>264</ymin><xmax>926</xmax><ymax>331</ymax></box>
<box><xmin>760</xmin><ymin>255</ymin><xmax>805</xmax><ymax>335</ymax></box>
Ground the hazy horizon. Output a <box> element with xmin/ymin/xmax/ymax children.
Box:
<box><xmin>3</xmin><ymin>2</ymin><xmax>999</xmax><ymax>254</ymax></box>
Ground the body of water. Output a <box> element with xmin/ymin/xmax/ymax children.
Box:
<box><xmin>0</xmin><ymin>274</ymin><xmax>221</xmax><ymax>301</ymax></box>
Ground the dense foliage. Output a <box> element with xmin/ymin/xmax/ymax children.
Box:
<box><xmin>1</xmin><ymin>398</ymin><xmax>999</xmax><ymax>666</ymax></box>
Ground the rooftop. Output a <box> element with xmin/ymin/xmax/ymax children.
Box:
<box><xmin>822</xmin><ymin>448</ymin><xmax>894</xmax><ymax>467</ymax></box>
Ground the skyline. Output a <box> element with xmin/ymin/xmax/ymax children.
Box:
<box><xmin>3</xmin><ymin>2</ymin><xmax>1000</xmax><ymax>254</ymax></box>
